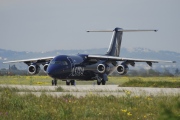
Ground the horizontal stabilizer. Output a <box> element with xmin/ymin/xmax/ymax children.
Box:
<box><xmin>87</xmin><ymin>29</ymin><xmax>158</xmax><ymax>32</ymax></box>
<box><xmin>87</xmin><ymin>30</ymin><xmax>113</xmax><ymax>32</ymax></box>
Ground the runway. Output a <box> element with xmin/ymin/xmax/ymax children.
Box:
<box><xmin>0</xmin><ymin>85</ymin><xmax>179</xmax><ymax>97</ymax></box>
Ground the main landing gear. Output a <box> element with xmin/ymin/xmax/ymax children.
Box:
<box><xmin>96</xmin><ymin>73</ymin><xmax>108</xmax><ymax>85</ymax></box>
<box><xmin>66</xmin><ymin>80</ymin><xmax>76</xmax><ymax>86</ymax></box>
<box><xmin>97</xmin><ymin>79</ymin><xmax>106</xmax><ymax>85</ymax></box>
<box><xmin>52</xmin><ymin>79</ymin><xmax>76</xmax><ymax>86</ymax></box>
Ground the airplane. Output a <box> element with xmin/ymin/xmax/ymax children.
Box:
<box><xmin>3</xmin><ymin>27</ymin><xmax>176</xmax><ymax>85</ymax></box>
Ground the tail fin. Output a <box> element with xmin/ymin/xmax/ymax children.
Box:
<box><xmin>106</xmin><ymin>28</ymin><xmax>123</xmax><ymax>57</ymax></box>
<box><xmin>87</xmin><ymin>27</ymin><xmax>157</xmax><ymax>57</ymax></box>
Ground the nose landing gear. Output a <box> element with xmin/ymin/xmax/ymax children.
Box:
<box><xmin>52</xmin><ymin>79</ymin><xmax>57</xmax><ymax>86</ymax></box>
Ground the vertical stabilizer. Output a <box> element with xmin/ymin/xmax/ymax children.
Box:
<box><xmin>106</xmin><ymin>28</ymin><xmax>123</xmax><ymax>57</ymax></box>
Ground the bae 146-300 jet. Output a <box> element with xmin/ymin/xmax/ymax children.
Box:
<box><xmin>3</xmin><ymin>27</ymin><xmax>176</xmax><ymax>85</ymax></box>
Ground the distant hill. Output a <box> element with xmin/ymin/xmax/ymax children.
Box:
<box><xmin>0</xmin><ymin>48</ymin><xmax>179</xmax><ymax>73</ymax></box>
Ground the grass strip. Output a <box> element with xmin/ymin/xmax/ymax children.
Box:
<box><xmin>0</xmin><ymin>86</ymin><xmax>65</xmax><ymax>92</ymax></box>
<box><xmin>119</xmin><ymin>79</ymin><xmax>180</xmax><ymax>88</ymax></box>
<box><xmin>0</xmin><ymin>89</ymin><xmax>179</xmax><ymax>120</ymax></box>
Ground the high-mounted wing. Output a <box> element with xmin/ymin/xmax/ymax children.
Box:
<box><xmin>3</xmin><ymin>56</ymin><xmax>54</xmax><ymax>65</ymax></box>
<box><xmin>88</xmin><ymin>55</ymin><xmax>176</xmax><ymax>67</ymax></box>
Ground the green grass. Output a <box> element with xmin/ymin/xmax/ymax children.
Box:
<box><xmin>0</xmin><ymin>88</ymin><xmax>179</xmax><ymax>120</ymax></box>
<box><xmin>0</xmin><ymin>86</ymin><xmax>65</xmax><ymax>92</ymax></box>
<box><xmin>119</xmin><ymin>78</ymin><xmax>180</xmax><ymax>88</ymax></box>
<box><xmin>0</xmin><ymin>76</ymin><xmax>180</xmax><ymax>119</ymax></box>
<box><xmin>0</xmin><ymin>75</ymin><xmax>51</xmax><ymax>85</ymax></box>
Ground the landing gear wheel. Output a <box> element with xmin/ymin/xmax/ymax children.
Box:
<box><xmin>52</xmin><ymin>80</ymin><xmax>54</xmax><ymax>86</ymax></box>
<box><xmin>66</xmin><ymin>80</ymin><xmax>70</xmax><ymax>85</ymax></box>
<box><xmin>54</xmin><ymin>79</ymin><xmax>57</xmax><ymax>86</ymax></box>
<box><xmin>97</xmin><ymin>81</ymin><xmax>101</xmax><ymax>85</ymax></box>
<box><xmin>52</xmin><ymin>79</ymin><xmax>57</xmax><ymax>86</ymax></box>
<box><xmin>102</xmin><ymin>79</ymin><xmax>106</xmax><ymax>85</ymax></box>
<box><xmin>97</xmin><ymin>79</ymin><xmax>106</xmax><ymax>85</ymax></box>
<box><xmin>70</xmin><ymin>80</ymin><xmax>75</xmax><ymax>85</ymax></box>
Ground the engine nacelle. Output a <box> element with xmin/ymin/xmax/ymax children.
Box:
<box><xmin>28</xmin><ymin>64</ymin><xmax>40</xmax><ymax>75</ymax></box>
<box><xmin>116</xmin><ymin>65</ymin><xmax>129</xmax><ymax>75</ymax></box>
<box><xmin>97</xmin><ymin>64</ymin><xmax>110</xmax><ymax>73</ymax></box>
<box><xmin>43</xmin><ymin>64</ymin><xmax>49</xmax><ymax>73</ymax></box>
<box><xmin>97</xmin><ymin>64</ymin><xmax>106</xmax><ymax>73</ymax></box>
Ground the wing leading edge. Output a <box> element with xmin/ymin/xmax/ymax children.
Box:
<box><xmin>88</xmin><ymin>55</ymin><xmax>176</xmax><ymax>66</ymax></box>
<box><xmin>3</xmin><ymin>57</ymin><xmax>54</xmax><ymax>65</ymax></box>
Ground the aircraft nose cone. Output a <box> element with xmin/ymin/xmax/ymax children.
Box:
<box><xmin>47</xmin><ymin>66</ymin><xmax>55</xmax><ymax>77</ymax></box>
<box><xmin>47</xmin><ymin>69</ymin><xmax>52</xmax><ymax>77</ymax></box>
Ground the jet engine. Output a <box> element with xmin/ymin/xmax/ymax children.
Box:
<box><xmin>116</xmin><ymin>64</ymin><xmax>129</xmax><ymax>75</ymax></box>
<box><xmin>97</xmin><ymin>64</ymin><xmax>106</xmax><ymax>73</ymax></box>
<box><xmin>43</xmin><ymin>64</ymin><xmax>49</xmax><ymax>73</ymax></box>
<box><xmin>28</xmin><ymin>64</ymin><xmax>40</xmax><ymax>75</ymax></box>
<box><xmin>97</xmin><ymin>64</ymin><xmax>110</xmax><ymax>73</ymax></box>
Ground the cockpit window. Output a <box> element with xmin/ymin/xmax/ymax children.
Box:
<box><xmin>50</xmin><ymin>60</ymin><xmax>68</xmax><ymax>65</ymax></box>
<box><xmin>61</xmin><ymin>61</ymin><xmax>68</xmax><ymax>65</ymax></box>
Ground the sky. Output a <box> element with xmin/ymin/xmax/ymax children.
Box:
<box><xmin>0</xmin><ymin>0</ymin><xmax>180</xmax><ymax>53</ymax></box>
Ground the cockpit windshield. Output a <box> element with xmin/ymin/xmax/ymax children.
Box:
<box><xmin>50</xmin><ymin>60</ymin><xmax>68</xmax><ymax>66</ymax></box>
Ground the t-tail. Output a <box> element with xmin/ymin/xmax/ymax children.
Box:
<box><xmin>87</xmin><ymin>27</ymin><xmax>158</xmax><ymax>57</ymax></box>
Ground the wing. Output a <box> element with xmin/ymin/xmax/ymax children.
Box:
<box><xmin>88</xmin><ymin>55</ymin><xmax>176</xmax><ymax>67</ymax></box>
<box><xmin>3</xmin><ymin>56</ymin><xmax>54</xmax><ymax>65</ymax></box>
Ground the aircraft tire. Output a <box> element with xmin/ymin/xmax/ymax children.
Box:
<box><xmin>102</xmin><ymin>79</ymin><xmax>106</xmax><ymax>85</ymax></box>
<box><xmin>97</xmin><ymin>81</ymin><xmax>101</xmax><ymax>85</ymax></box>
<box><xmin>70</xmin><ymin>80</ymin><xmax>75</xmax><ymax>85</ymax></box>
<box><xmin>52</xmin><ymin>79</ymin><xmax>57</xmax><ymax>86</ymax></box>
<box><xmin>66</xmin><ymin>80</ymin><xmax>70</xmax><ymax>85</ymax></box>
<box><xmin>54</xmin><ymin>79</ymin><xmax>57</xmax><ymax>86</ymax></box>
<box><xmin>52</xmin><ymin>80</ymin><xmax>55</xmax><ymax>86</ymax></box>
